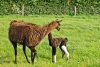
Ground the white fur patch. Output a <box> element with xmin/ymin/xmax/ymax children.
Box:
<box><xmin>52</xmin><ymin>55</ymin><xmax>56</xmax><ymax>63</ymax></box>
<box><xmin>61</xmin><ymin>45</ymin><xmax>69</xmax><ymax>59</ymax></box>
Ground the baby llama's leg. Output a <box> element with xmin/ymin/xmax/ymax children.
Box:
<box><xmin>61</xmin><ymin>45</ymin><xmax>69</xmax><ymax>60</ymax></box>
<box><xmin>59</xmin><ymin>46</ymin><xmax>65</xmax><ymax>58</ymax></box>
<box><xmin>52</xmin><ymin>47</ymin><xmax>56</xmax><ymax>63</ymax></box>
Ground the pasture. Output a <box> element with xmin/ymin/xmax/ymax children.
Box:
<box><xmin>0</xmin><ymin>15</ymin><xmax>100</xmax><ymax>67</ymax></box>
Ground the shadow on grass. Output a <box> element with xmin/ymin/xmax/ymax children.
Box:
<box><xmin>0</xmin><ymin>56</ymin><xmax>11</xmax><ymax>64</ymax></box>
<box><xmin>37</xmin><ymin>54</ymin><xmax>51</xmax><ymax>60</ymax></box>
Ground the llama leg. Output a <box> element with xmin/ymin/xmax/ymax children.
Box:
<box><xmin>23</xmin><ymin>45</ymin><xmax>30</xmax><ymax>63</ymax></box>
<box><xmin>61</xmin><ymin>45</ymin><xmax>69</xmax><ymax>60</ymax></box>
<box><xmin>59</xmin><ymin>46</ymin><xmax>65</xmax><ymax>58</ymax></box>
<box><xmin>11</xmin><ymin>41</ymin><xmax>17</xmax><ymax>63</ymax></box>
<box><xmin>62</xmin><ymin>51</ymin><xmax>65</xmax><ymax>58</ymax></box>
<box><xmin>52</xmin><ymin>47</ymin><xmax>56</xmax><ymax>63</ymax></box>
<box><xmin>31</xmin><ymin>47</ymin><xmax>37</xmax><ymax>64</ymax></box>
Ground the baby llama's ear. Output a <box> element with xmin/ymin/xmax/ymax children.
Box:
<box><xmin>65</xmin><ymin>38</ymin><xmax>68</xmax><ymax>41</ymax></box>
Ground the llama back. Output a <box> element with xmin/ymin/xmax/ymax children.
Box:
<box><xmin>9</xmin><ymin>23</ymin><xmax>31</xmax><ymax>44</ymax></box>
<box><xmin>9</xmin><ymin>20</ymin><xmax>44</xmax><ymax>47</ymax></box>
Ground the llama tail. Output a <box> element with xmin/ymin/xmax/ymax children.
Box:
<box><xmin>11</xmin><ymin>20</ymin><xmax>17</xmax><ymax>23</ymax></box>
<box><xmin>65</xmin><ymin>37</ymin><xmax>68</xmax><ymax>42</ymax></box>
<box><xmin>10</xmin><ymin>20</ymin><xmax>24</xmax><ymax>25</ymax></box>
<box><xmin>10</xmin><ymin>20</ymin><xmax>17</xmax><ymax>25</ymax></box>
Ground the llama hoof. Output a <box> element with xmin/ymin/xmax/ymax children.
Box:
<box><xmin>14</xmin><ymin>61</ymin><xmax>17</xmax><ymax>64</ymax></box>
<box><xmin>62</xmin><ymin>56</ymin><xmax>64</xmax><ymax>59</ymax></box>
<box><xmin>31</xmin><ymin>62</ymin><xmax>34</xmax><ymax>64</ymax></box>
<box><xmin>67</xmin><ymin>56</ymin><xmax>69</xmax><ymax>60</ymax></box>
<box><xmin>52</xmin><ymin>61</ymin><xmax>56</xmax><ymax>63</ymax></box>
<box><xmin>28</xmin><ymin>61</ymin><xmax>30</xmax><ymax>64</ymax></box>
<box><xmin>67</xmin><ymin>58</ymin><xmax>69</xmax><ymax>60</ymax></box>
<box><xmin>62</xmin><ymin>54</ymin><xmax>65</xmax><ymax>58</ymax></box>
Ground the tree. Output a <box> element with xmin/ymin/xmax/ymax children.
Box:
<box><xmin>10</xmin><ymin>0</ymin><xmax>34</xmax><ymax>16</ymax></box>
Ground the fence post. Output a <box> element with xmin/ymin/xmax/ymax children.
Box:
<box><xmin>74</xmin><ymin>6</ymin><xmax>76</xmax><ymax>16</ymax></box>
<box><xmin>22</xmin><ymin>4</ymin><xmax>25</xmax><ymax>16</ymax></box>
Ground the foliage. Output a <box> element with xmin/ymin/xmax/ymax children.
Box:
<box><xmin>0</xmin><ymin>0</ymin><xmax>100</xmax><ymax>15</ymax></box>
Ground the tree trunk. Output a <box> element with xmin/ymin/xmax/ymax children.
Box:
<box><xmin>21</xmin><ymin>4</ymin><xmax>25</xmax><ymax>16</ymax></box>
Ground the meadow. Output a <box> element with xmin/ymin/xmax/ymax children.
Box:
<box><xmin>0</xmin><ymin>15</ymin><xmax>100</xmax><ymax>67</ymax></box>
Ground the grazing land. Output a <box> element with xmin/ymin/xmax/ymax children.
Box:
<box><xmin>0</xmin><ymin>15</ymin><xmax>100</xmax><ymax>67</ymax></box>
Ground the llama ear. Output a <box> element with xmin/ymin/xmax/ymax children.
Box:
<box><xmin>59</xmin><ymin>20</ymin><xmax>62</xmax><ymax>22</ymax></box>
<box><xmin>56</xmin><ymin>19</ymin><xmax>62</xmax><ymax>22</ymax></box>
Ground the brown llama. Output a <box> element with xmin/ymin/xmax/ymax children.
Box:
<box><xmin>8</xmin><ymin>20</ymin><xmax>61</xmax><ymax>64</ymax></box>
<box><xmin>48</xmin><ymin>32</ymin><xmax>69</xmax><ymax>63</ymax></box>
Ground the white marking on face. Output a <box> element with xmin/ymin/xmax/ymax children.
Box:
<box><xmin>52</xmin><ymin>55</ymin><xmax>56</xmax><ymax>63</ymax></box>
<box><xmin>61</xmin><ymin>45</ymin><xmax>69</xmax><ymax>59</ymax></box>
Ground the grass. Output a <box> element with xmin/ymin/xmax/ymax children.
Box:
<box><xmin>0</xmin><ymin>15</ymin><xmax>100</xmax><ymax>67</ymax></box>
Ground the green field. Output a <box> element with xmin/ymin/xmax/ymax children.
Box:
<box><xmin>0</xmin><ymin>15</ymin><xmax>100</xmax><ymax>67</ymax></box>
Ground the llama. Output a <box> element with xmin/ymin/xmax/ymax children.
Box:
<box><xmin>48</xmin><ymin>32</ymin><xmax>69</xmax><ymax>63</ymax></box>
<box><xmin>8</xmin><ymin>20</ymin><xmax>61</xmax><ymax>63</ymax></box>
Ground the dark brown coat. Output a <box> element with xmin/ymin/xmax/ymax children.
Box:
<box><xmin>48</xmin><ymin>32</ymin><xmax>68</xmax><ymax>63</ymax></box>
<box><xmin>48</xmin><ymin>32</ymin><xmax>68</xmax><ymax>47</ymax></box>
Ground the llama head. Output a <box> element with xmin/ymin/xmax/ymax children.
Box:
<box><xmin>55</xmin><ymin>19</ymin><xmax>62</xmax><ymax>31</ymax></box>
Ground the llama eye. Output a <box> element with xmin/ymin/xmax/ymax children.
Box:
<box><xmin>59</xmin><ymin>23</ymin><xmax>60</xmax><ymax>25</ymax></box>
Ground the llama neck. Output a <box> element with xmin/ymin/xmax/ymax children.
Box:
<box><xmin>48</xmin><ymin>32</ymin><xmax>53</xmax><ymax>46</ymax></box>
<box><xmin>35</xmin><ymin>21</ymin><xmax>58</xmax><ymax>42</ymax></box>
<box><xmin>42</xmin><ymin>22</ymin><xmax>58</xmax><ymax>37</ymax></box>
